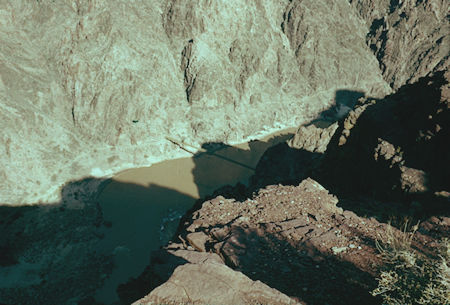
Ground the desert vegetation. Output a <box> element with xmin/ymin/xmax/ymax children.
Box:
<box><xmin>372</xmin><ymin>221</ymin><xmax>449</xmax><ymax>305</ymax></box>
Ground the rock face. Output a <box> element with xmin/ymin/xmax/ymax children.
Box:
<box><xmin>134</xmin><ymin>258</ymin><xmax>299</xmax><ymax>305</ymax></box>
<box><xmin>3</xmin><ymin>0</ymin><xmax>447</xmax><ymax>205</ymax></box>
<box><xmin>287</xmin><ymin>123</ymin><xmax>339</xmax><ymax>153</ymax></box>
<box><xmin>349</xmin><ymin>0</ymin><xmax>449</xmax><ymax>89</ymax></box>
<box><xmin>320</xmin><ymin>69</ymin><xmax>450</xmax><ymax>205</ymax></box>
<box><xmin>120</xmin><ymin>248</ymin><xmax>299</xmax><ymax>305</ymax></box>
<box><xmin>0</xmin><ymin>0</ymin><xmax>394</xmax><ymax>205</ymax></box>
<box><xmin>281</xmin><ymin>0</ymin><xmax>388</xmax><ymax>94</ymax></box>
<box><xmin>127</xmin><ymin>70</ymin><xmax>449</xmax><ymax>303</ymax></box>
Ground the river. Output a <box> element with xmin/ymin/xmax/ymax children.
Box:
<box><xmin>94</xmin><ymin>128</ymin><xmax>297</xmax><ymax>304</ymax></box>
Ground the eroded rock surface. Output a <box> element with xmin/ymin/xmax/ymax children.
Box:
<box><xmin>0</xmin><ymin>0</ymin><xmax>393</xmax><ymax>205</ymax></box>
<box><xmin>350</xmin><ymin>0</ymin><xmax>449</xmax><ymax>89</ymax></box>
<box><xmin>134</xmin><ymin>259</ymin><xmax>299</xmax><ymax>305</ymax></box>
<box><xmin>320</xmin><ymin>69</ymin><xmax>450</xmax><ymax>207</ymax></box>
<box><xmin>287</xmin><ymin>122</ymin><xmax>339</xmax><ymax>153</ymax></box>
<box><xmin>127</xmin><ymin>179</ymin><xmax>387</xmax><ymax>305</ymax></box>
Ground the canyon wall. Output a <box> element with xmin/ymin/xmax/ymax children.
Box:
<box><xmin>1</xmin><ymin>0</ymin><xmax>446</xmax><ymax>205</ymax></box>
<box><xmin>349</xmin><ymin>0</ymin><xmax>449</xmax><ymax>88</ymax></box>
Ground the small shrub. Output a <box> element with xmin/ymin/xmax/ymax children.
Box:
<box><xmin>372</xmin><ymin>222</ymin><xmax>450</xmax><ymax>305</ymax></box>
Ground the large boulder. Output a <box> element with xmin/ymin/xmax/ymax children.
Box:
<box><xmin>134</xmin><ymin>261</ymin><xmax>299</xmax><ymax>305</ymax></box>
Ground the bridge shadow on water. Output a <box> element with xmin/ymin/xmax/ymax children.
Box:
<box><xmin>0</xmin><ymin>129</ymin><xmax>304</xmax><ymax>305</ymax></box>
<box><xmin>0</xmin><ymin>89</ymin><xmax>372</xmax><ymax>305</ymax></box>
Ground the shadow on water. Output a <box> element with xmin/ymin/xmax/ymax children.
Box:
<box><xmin>0</xmin><ymin>89</ymin><xmax>375</xmax><ymax>305</ymax></box>
<box><xmin>92</xmin><ymin>182</ymin><xmax>196</xmax><ymax>304</ymax></box>
<box><xmin>0</xmin><ymin>178</ymin><xmax>199</xmax><ymax>305</ymax></box>
<box><xmin>90</xmin><ymin>130</ymin><xmax>295</xmax><ymax>304</ymax></box>
<box><xmin>335</xmin><ymin>89</ymin><xmax>365</xmax><ymax>107</ymax></box>
<box><xmin>0</xmin><ymin>129</ymin><xmax>297</xmax><ymax>305</ymax></box>
<box><xmin>0</xmin><ymin>178</ymin><xmax>111</xmax><ymax>305</ymax></box>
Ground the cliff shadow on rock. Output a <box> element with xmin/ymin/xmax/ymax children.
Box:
<box><xmin>317</xmin><ymin>71</ymin><xmax>450</xmax><ymax>224</ymax></box>
<box><xmin>0</xmin><ymin>176</ymin><xmax>199</xmax><ymax>305</ymax></box>
<box><xmin>0</xmin><ymin>177</ymin><xmax>111</xmax><ymax>305</ymax></box>
<box><xmin>243</xmin><ymin>89</ymin><xmax>366</xmax><ymax>194</ymax></box>
<box><xmin>204</xmin><ymin>226</ymin><xmax>380</xmax><ymax>305</ymax></box>
<box><xmin>233</xmin><ymin>79</ymin><xmax>450</xmax><ymax>225</ymax></box>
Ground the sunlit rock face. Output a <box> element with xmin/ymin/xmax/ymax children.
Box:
<box><xmin>349</xmin><ymin>0</ymin><xmax>450</xmax><ymax>89</ymax></box>
<box><xmin>0</xmin><ymin>0</ymin><xmax>417</xmax><ymax>205</ymax></box>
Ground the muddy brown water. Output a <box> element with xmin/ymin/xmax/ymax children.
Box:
<box><xmin>94</xmin><ymin>128</ymin><xmax>297</xmax><ymax>304</ymax></box>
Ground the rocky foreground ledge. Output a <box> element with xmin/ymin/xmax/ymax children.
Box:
<box><xmin>125</xmin><ymin>178</ymin><xmax>448</xmax><ymax>305</ymax></box>
<box><xmin>130</xmin><ymin>178</ymin><xmax>384</xmax><ymax>305</ymax></box>
<box><xmin>120</xmin><ymin>70</ymin><xmax>449</xmax><ymax>305</ymax></box>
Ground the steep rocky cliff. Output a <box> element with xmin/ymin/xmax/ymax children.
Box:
<box><xmin>0</xmin><ymin>0</ymin><xmax>394</xmax><ymax>205</ymax></box>
<box><xmin>127</xmin><ymin>69</ymin><xmax>449</xmax><ymax>305</ymax></box>
<box><xmin>350</xmin><ymin>0</ymin><xmax>449</xmax><ymax>88</ymax></box>
<box><xmin>1</xmin><ymin>0</ymin><xmax>448</xmax><ymax>304</ymax></box>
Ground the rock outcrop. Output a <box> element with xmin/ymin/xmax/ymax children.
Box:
<box><xmin>349</xmin><ymin>0</ymin><xmax>449</xmax><ymax>89</ymax></box>
<box><xmin>133</xmin><ymin>252</ymin><xmax>299</xmax><ymax>305</ymax></box>
<box><xmin>320</xmin><ymin>69</ymin><xmax>450</xmax><ymax>209</ymax></box>
<box><xmin>125</xmin><ymin>179</ymin><xmax>386</xmax><ymax>305</ymax></box>
<box><xmin>287</xmin><ymin>122</ymin><xmax>339</xmax><ymax>153</ymax></box>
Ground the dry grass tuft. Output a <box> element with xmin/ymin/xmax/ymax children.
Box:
<box><xmin>372</xmin><ymin>222</ymin><xmax>449</xmax><ymax>305</ymax></box>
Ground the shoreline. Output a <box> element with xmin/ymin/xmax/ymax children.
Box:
<box><xmin>109</xmin><ymin>124</ymin><xmax>298</xmax><ymax>183</ymax></box>
<box><xmin>93</xmin><ymin>124</ymin><xmax>299</xmax><ymax>304</ymax></box>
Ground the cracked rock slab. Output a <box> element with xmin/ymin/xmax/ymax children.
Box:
<box><xmin>133</xmin><ymin>261</ymin><xmax>299</xmax><ymax>305</ymax></box>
